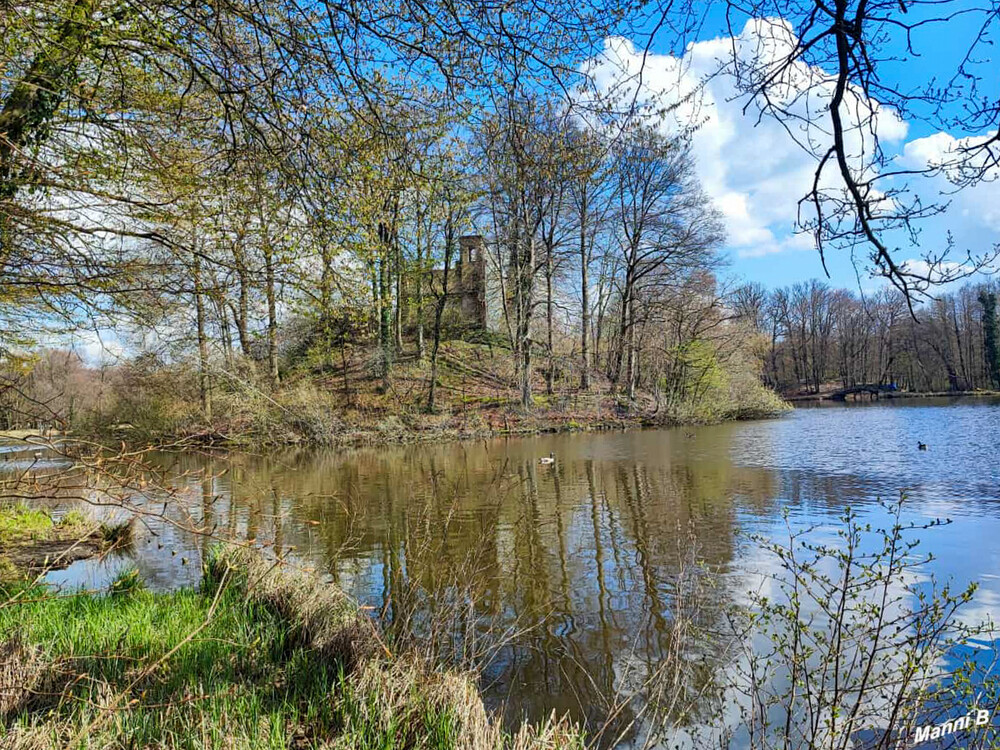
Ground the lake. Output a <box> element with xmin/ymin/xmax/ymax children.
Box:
<box><xmin>20</xmin><ymin>398</ymin><xmax>1000</xmax><ymax>746</ymax></box>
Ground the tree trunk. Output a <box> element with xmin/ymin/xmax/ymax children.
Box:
<box><xmin>580</xmin><ymin>192</ymin><xmax>590</xmax><ymax>391</ymax></box>
<box><xmin>415</xmin><ymin>218</ymin><xmax>425</xmax><ymax>361</ymax></box>
<box><xmin>214</xmin><ymin>289</ymin><xmax>233</xmax><ymax>370</ymax></box>
<box><xmin>518</xmin><ymin>236</ymin><xmax>535</xmax><ymax>410</ymax></box>
<box><xmin>980</xmin><ymin>291</ymin><xmax>999</xmax><ymax>388</ymax></box>
<box><xmin>252</xmin><ymin>170</ymin><xmax>280</xmax><ymax>389</ymax></box>
<box><xmin>427</xmin><ymin>220</ymin><xmax>455</xmax><ymax>412</ymax></box>
<box><xmin>594</xmin><ymin>276</ymin><xmax>606</xmax><ymax>376</ymax></box>
<box><xmin>545</xmin><ymin>244</ymin><xmax>554</xmax><ymax>396</ymax></box>
<box><xmin>428</xmin><ymin>300</ymin><xmax>446</xmax><ymax>413</ymax></box>
<box><xmin>611</xmin><ymin>272</ymin><xmax>634</xmax><ymax>391</ymax></box>
<box><xmin>192</xmin><ymin>243</ymin><xmax>212</xmax><ymax>421</ymax></box>
<box><xmin>394</xmin><ymin>225</ymin><xmax>404</xmax><ymax>355</ymax></box>
<box><xmin>0</xmin><ymin>0</ymin><xmax>99</xmax><ymax>276</ymax></box>
<box><xmin>232</xmin><ymin>236</ymin><xmax>252</xmax><ymax>357</ymax></box>
<box><xmin>0</xmin><ymin>0</ymin><xmax>98</xmax><ymax>198</ymax></box>
<box><xmin>264</xmin><ymin>244</ymin><xmax>279</xmax><ymax>389</ymax></box>
<box><xmin>370</xmin><ymin>261</ymin><xmax>379</xmax><ymax>338</ymax></box>
<box><xmin>952</xmin><ymin>299</ymin><xmax>969</xmax><ymax>389</ymax></box>
<box><xmin>378</xmin><ymin>240</ymin><xmax>392</xmax><ymax>391</ymax></box>
<box><xmin>320</xmin><ymin>244</ymin><xmax>335</xmax><ymax>369</ymax></box>
<box><xmin>626</xmin><ymin>296</ymin><xmax>636</xmax><ymax>401</ymax></box>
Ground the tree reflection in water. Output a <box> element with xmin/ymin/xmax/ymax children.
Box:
<box><xmin>47</xmin><ymin>406</ymin><xmax>1000</xmax><ymax>748</ymax></box>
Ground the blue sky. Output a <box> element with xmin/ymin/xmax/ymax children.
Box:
<box><xmin>587</xmin><ymin>3</ymin><xmax>1000</xmax><ymax>292</ymax></box>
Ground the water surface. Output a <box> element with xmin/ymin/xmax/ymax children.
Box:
<box><xmin>20</xmin><ymin>398</ymin><xmax>1000</xmax><ymax>744</ymax></box>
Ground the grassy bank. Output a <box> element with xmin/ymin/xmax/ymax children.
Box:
<box><xmin>0</xmin><ymin>546</ymin><xmax>582</xmax><ymax>750</ymax></box>
<box><xmin>0</xmin><ymin>505</ymin><xmax>131</xmax><ymax>582</ymax></box>
<box><xmin>81</xmin><ymin>341</ymin><xmax>789</xmax><ymax>449</ymax></box>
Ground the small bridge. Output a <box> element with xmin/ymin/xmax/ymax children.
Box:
<box><xmin>829</xmin><ymin>383</ymin><xmax>898</xmax><ymax>401</ymax></box>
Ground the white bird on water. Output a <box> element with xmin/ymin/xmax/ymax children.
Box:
<box><xmin>539</xmin><ymin>452</ymin><xmax>556</xmax><ymax>465</ymax></box>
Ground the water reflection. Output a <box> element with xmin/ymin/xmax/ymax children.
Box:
<box><xmin>10</xmin><ymin>399</ymin><xmax>1000</xmax><ymax>746</ymax></box>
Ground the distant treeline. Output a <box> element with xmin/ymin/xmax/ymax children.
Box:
<box><xmin>733</xmin><ymin>279</ymin><xmax>1000</xmax><ymax>395</ymax></box>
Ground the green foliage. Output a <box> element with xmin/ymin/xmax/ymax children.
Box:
<box><xmin>332</xmin><ymin>668</ymin><xmax>464</xmax><ymax>749</ymax></box>
<box><xmin>98</xmin><ymin>521</ymin><xmax>134</xmax><ymax>551</ymax></box>
<box><xmin>669</xmin><ymin>338</ymin><xmax>725</xmax><ymax>399</ymax></box>
<box><xmin>285</xmin><ymin>307</ymin><xmax>372</xmax><ymax>373</ymax></box>
<box><xmin>0</xmin><ymin>557</ymin><xmax>21</xmax><ymax>583</ymax></box>
<box><xmin>731</xmin><ymin>496</ymin><xmax>993</xmax><ymax>749</ymax></box>
<box><xmin>57</xmin><ymin>510</ymin><xmax>88</xmax><ymax>528</ymax></box>
<box><xmin>659</xmin><ymin>336</ymin><xmax>788</xmax><ymax>423</ymax></box>
<box><xmin>0</xmin><ymin>580</ymin><xmax>343</xmax><ymax>749</ymax></box>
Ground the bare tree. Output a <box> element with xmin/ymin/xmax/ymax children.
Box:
<box><xmin>607</xmin><ymin>124</ymin><xmax>724</xmax><ymax>401</ymax></box>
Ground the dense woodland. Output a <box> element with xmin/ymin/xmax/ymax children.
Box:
<box><xmin>734</xmin><ymin>280</ymin><xmax>1000</xmax><ymax>395</ymax></box>
<box><xmin>0</xmin><ymin>77</ymin><xmax>779</xmax><ymax>436</ymax></box>
<box><xmin>3</xmin><ymin>0</ymin><xmax>1000</xmax><ymax>437</ymax></box>
<box><xmin>0</xmin><ymin>0</ymin><xmax>777</xmax><ymax>437</ymax></box>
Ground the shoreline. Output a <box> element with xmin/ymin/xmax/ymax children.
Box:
<box><xmin>785</xmin><ymin>389</ymin><xmax>1000</xmax><ymax>403</ymax></box>
<box><xmin>93</xmin><ymin>404</ymin><xmax>790</xmax><ymax>452</ymax></box>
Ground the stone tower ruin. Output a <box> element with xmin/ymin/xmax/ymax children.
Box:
<box><xmin>455</xmin><ymin>235</ymin><xmax>487</xmax><ymax>330</ymax></box>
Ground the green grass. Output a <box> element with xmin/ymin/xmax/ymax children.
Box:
<box><xmin>0</xmin><ymin>506</ymin><xmax>132</xmax><ymax>585</ymax></box>
<box><xmin>0</xmin><ymin>571</ymin><xmax>460</xmax><ymax>749</ymax></box>
<box><xmin>2</xmin><ymin>573</ymin><xmax>330</xmax><ymax>748</ymax></box>
<box><xmin>0</xmin><ymin>505</ymin><xmax>54</xmax><ymax>542</ymax></box>
<box><xmin>0</xmin><ymin>505</ymin><xmax>109</xmax><ymax>544</ymax></box>
<box><xmin>0</xmin><ymin>551</ymin><xmax>582</xmax><ymax>749</ymax></box>
<box><xmin>58</xmin><ymin>509</ymin><xmax>90</xmax><ymax>528</ymax></box>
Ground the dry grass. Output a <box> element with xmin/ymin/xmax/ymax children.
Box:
<box><xmin>204</xmin><ymin>546</ymin><xmax>381</xmax><ymax>670</ymax></box>
<box><xmin>0</xmin><ymin>636</ymin><xmax>44</xmax><ymax>720</ymax></box>
<box><xmin>208</xmin><ymin>546</ymin><xmax>584</xmax><ymax>749</ymax></box>
<box><xmin>331</xmin><ymin>659</ymin><xmax>584</xmax><ymax>750</ymax></box>
<box><xmin>83</xmin><ymin>338</ymin><xmax>786</xmax><ymax>449</ymax></box>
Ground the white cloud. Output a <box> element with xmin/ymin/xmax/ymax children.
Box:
<box><xmin>737</xmin><ymin>230</ymin><xmax>815</xmax><ymax>259</ymax></box>
<box><xmin>72</xmin><ymin>330</ymin><xmax>125</xmax><ymax>366</ymax></box>
<box><xmin>898</xmin><ymin>133</ymin><xmax>1000</xmax><ymax>253</ymax></box>
<box><xmin>577</xmin><ymin>20</ymin><xmax>916</xmax><ymax>265</ymax></box>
